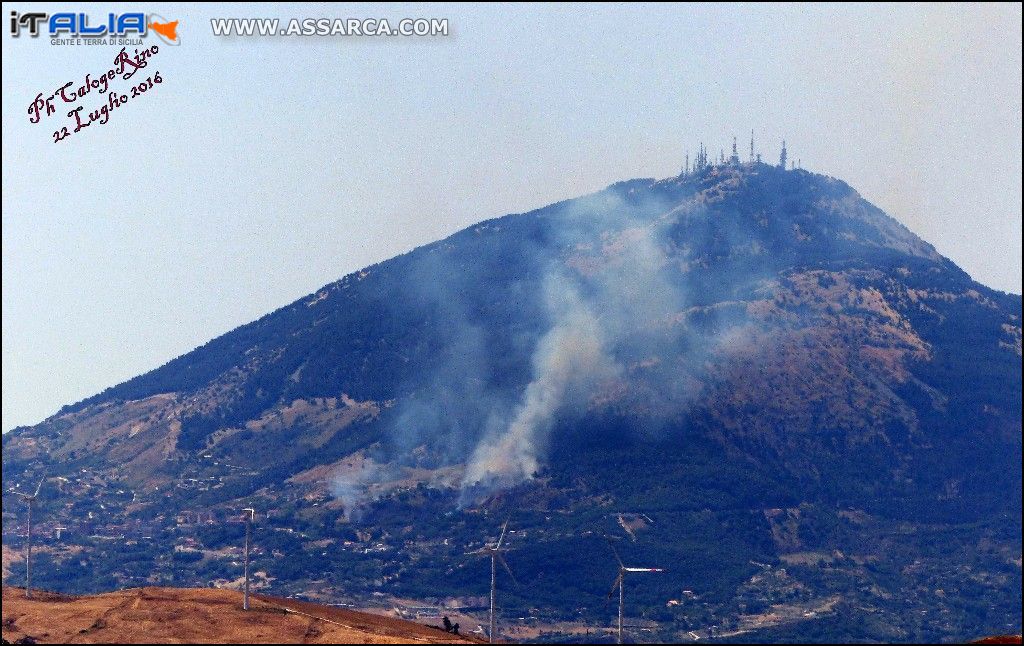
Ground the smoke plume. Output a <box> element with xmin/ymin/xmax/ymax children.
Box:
<box><xmin>461</xmin><ymin>272</ymin><xmax>619</xmax><ymax>487</ymax></box>
<box><xmin>328</xmin><ymin>174</ymin><xmax>762</xmax><ymax>510</ymax></box>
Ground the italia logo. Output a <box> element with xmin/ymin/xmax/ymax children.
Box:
<box><xmin>9</xmin><ymin>11</ymin><xmax>181</xmax><ymax>45</ymax></box>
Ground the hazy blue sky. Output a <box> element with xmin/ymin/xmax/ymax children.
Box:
<box><xmin>2</xmin><ymin>3</ymin><xmax>1021</xmax><ymax>433</ymax></box>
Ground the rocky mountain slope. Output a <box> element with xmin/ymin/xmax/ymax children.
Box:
<box><xmin>3</xmin><ymin>160</ymin><xmax>1021</xmax><ymax>642</ymax></box>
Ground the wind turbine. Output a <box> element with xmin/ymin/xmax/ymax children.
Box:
<box><xmin>10</xmin><ymin>478</ymin><xmax>45</xmax><ymax>599</ymax></box>
<box><xmin>242</xmin><ymin>508</ymin><xmax>255</xmax><ymax>610</ymax></box>
<box><xmin>468</xmin><ymin>520</ymin><xmax>518</xmax><ymax>643</ymax></box>
<box><xmin>606</xmin><ymin>538</ymin><xmax>663</xmax><ymax>644</ymax></box>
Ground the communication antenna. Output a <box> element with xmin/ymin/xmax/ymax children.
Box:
<box><xmin>467</xmin><ymin>519</ymin><xmax>519</xmax><ymax>643</ymax></box>
<box><xmin>605</xmin><ymin>537</ymin><xmax>663</xmax><ymax>644</ymax></box>
<box><xmin>242</xmin><ymin>507</ymin><xmax>255</xmax><ymax>610</ymax></box>
<box><xmin>10</xmin><ymin>477</ymin><xmax>46</xmax><ymax>599</ymax></box>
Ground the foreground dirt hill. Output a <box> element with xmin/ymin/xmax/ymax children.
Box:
<box><xmin>1</xmin><ymin>586</ymin><xmax>481</xmax><ymax>644</ymax></box>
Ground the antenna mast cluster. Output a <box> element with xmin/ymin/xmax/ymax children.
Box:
<box><xmin>681</xmin><ymin>132</ymin><xmax>794</xmax><ymax>177</ymax></box>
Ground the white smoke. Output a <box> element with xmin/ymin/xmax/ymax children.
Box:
<box><xmin>330</xmin><ymin>459</ymin><xmax>387</xmax><ymax>521</ymax></box>
<box><xmin>461</xmin><ymin>273</ymin><xmax>619</xmax><ymax>488</ymax></box>
<box><xmin>338</xmin><ymin>178</ymin><xmax>759</xmax><ymax>507</ymax></box>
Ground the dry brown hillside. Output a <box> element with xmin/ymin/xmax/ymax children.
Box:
<box><xmin>1</xmin><ymin>586</ymin><xmax>481</xmax><ymax>644</ymax></box>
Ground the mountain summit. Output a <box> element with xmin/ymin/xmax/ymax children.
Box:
<box><xmin>3</xmin><ymin>160</ymin><xmax>1021</xmax><ymax>642</ymax></box>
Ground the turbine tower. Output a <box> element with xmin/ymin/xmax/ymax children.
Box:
<box><xmin>468</xmin><ymin>520</ymin><xmax>518</xmax><ymax>643</ymax></box>
<box><xmin>606</xmin><ymin>538</ymin><xmax>663</xmax><ymax>644</ymax></box>
<box><xmin>242</xmin><ymin>507</ymin><xmax>255</xmax><ymax>610</ymax></box>
<box><xmin>10</xmin><ymin>478</ymin><xmax>45</xmax><ymax>599</ymax></box>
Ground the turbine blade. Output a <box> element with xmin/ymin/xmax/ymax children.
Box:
<box><xmin>606</xmin><ymin>573</ymin><xmax>623</xmax><ymax>599</ymax></box>
<box><xmin>605</xmin><ymin>537</ymin><xmax>624</xmax><ymax>568</ymax></box>
<box><xmin>496</xmin><ymin>518</ymin><xmax>510</xmax><ymax>549</ymax></box>
<box><xmin>497</xmin><ymin>553</ymin><xmax>519</xmax><ymax>587</ymax></box>
<box><xmin>33</xmin><ymin>477</ymin><xmax>44</xmax><ymax>498</ymax></box>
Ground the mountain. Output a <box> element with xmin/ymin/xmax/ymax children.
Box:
<box><xmin>3</xmin><ymin>160</ymin><xmax>1021</xmax><ymax>642</ymax></box>
<box><xmin>0</xmin><ymin>586</ymin><xmax>483</xmax><ymax>643</ymax></box>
